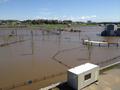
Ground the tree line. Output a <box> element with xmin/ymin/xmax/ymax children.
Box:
<box><xmin>0</xmin><ymin>19</ymin><xmax>74</xmax><ymax>25</ymax></box>
<box><xmin>0</xmin><ymin>19</ymin><xmax>119</xmax><ymax>25</ymax></box>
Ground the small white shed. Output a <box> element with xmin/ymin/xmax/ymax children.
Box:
<box><xmin>67</xmin><ymin>63</ymin><xmax>99</xmax><ymax>90</ymax></box>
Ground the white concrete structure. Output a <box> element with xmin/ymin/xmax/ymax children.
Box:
<box><xmin>68</xmin><ymin>63</ymin><xmax>99</xmax><ymax>90</ymax></box>
<box><xmin>84</xmin><ymin>40</ymin><xmax>108</xmax><ymax>44</ymax></box>
<box><xmin>114</xmin><ymin>25</ymin><xmax>118</xmax><ymax>31</ymax></box>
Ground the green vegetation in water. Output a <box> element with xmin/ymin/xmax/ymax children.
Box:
<box><xmin>29</xmin><ymin>24</ymin><xmax>67</xmax><ymax>30</ymax></box>
<box><xmin>28</xmin><ymin>23</ymin><xmax>96</xmax><ymax>31</ymax></box>
<box><xmin>78</xmin><ymin>23</ymin><xmax>97</xmax><ymax>26</ymax></box>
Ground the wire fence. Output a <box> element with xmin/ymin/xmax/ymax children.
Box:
<box><xmin>95</xmin><ymin>55</ymin><xmax>120</xmax><ymax>67</ymax></box>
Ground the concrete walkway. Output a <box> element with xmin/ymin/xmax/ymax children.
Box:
<box><xmin>83</xmin><ymin>65</ymin><xmax>120</xmax><ymax>90</ymax></box>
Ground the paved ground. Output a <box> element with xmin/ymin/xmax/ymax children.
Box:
<box><xmin>51</xmin><ymin>63</ymin><xmax>120</xmax><ymax>90</ymax></box>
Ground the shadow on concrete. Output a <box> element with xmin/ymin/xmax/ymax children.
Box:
<box><xmin>50</xmin><ymin>81</ymin><xmax>98</xmax><ymax>90</ymax></box>
<box><xmin>51</xmin><ymin>82</ymin><xmax>75</xmax><ymax>90</ymax></box>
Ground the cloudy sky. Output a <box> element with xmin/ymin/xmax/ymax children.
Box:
<box><xmin>0</xmin><ymin>0</ymin><xmax>120</xmax><ymax>22</ymax></box>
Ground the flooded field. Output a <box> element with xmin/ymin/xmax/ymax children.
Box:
<box><xmin>0</xmin><ymin>26</ymin><xmax>120</xmax><ymax>90</ymax></box>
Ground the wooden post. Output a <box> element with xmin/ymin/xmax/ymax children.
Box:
<box><xmin>91</xmin><ymin>42</ymin><xmax>92</xmax><ymax>46</ymax></box>
<box><xmin>82</xmin><ymin>39</ymin><xmax>84</xmax><ymax>45</ymax></box>
<box><xmin>15</xmin><ymin>28</ymin><xmax>17</xmax><ymax>36</ymax></box>
<box><xmin>117</xmin><ymin>43</ymin><xmax>119</xmax><ymax>47</ymax></box>
<box><xmin>99</xmin><ymin>43</ymin><xmax>100</xmax><ymax>47</ymax></box>
<box><xmin>78</xmin><ymin>31</ymin><xmax>80</xmax><ymax>40</ymax></box>
<box><xmin>42</xmin><ymin>30</ymin><xmax>45</xmax><ymax>40</ymax></box>
<box><xmin>31</xmin><ymin>30</ymin><xmax>34</xmax><ymax>54</ymax></box>
<box><xmin>108</xmin><ymin>43</ymin><xmax>109</xmax><ymax>48</ymax></box>
<box><xmin>15</xmin><ymin>28</ymin><xmax>18</xmax><ymax>42</ymax></box>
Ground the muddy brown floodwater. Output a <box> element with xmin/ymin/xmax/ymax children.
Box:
<box><xmin>0</xmin><ymin>26</ymin><xmax>120</xmax><ymax>90</ymax></box>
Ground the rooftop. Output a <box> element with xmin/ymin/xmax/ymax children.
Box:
<box><xmin>68</xmin><ymin>63</ymin><xmax>99</xmax><ymax>75</ymax></box>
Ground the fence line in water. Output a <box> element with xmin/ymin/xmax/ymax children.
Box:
<box><xmin>95</xmin><ymin>55</ymin><xmax>120</xmax><ymax>67</ymax></box>
<box><xmin>51</xmin><ymin>46</ymin><xmax>85</xmax><ymax>68</ymax></box>
<box><xmin>0</xmin><ymin>39</ymin><xmax>25</xmax><ymax>47</ymax></box>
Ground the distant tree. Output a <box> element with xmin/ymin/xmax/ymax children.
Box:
<box><xmin>63</xmin><ymin>20</ymin><xmax>72</xmax><ymax>24</ymax></box>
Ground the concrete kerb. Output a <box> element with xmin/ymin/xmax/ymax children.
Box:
<box><xmin>39</xmin><ymin>82</ymin><xmax>61</xmax><ymax>90</ymax></box>
<box><xmin>100</xmin><ymin>60</ymin><xmax>120</xmax><ymax>70</ymax></box>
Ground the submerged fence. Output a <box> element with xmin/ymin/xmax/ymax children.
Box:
<box><xmin>96</xmin><ymin>55</ymin><xmax>120</xmax><ymax>68</ymax></box>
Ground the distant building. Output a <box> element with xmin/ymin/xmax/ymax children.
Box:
<box><xmin>105</xmin><ymin>24</ymin><xmax>117</xmax><ymax>31</ymax></box>
<box><xmin>99</xmin><ymin>24</ymin><xmax>105</xmax><ymax>27</ymax></box>
<box><xmin>101</xmin><ymin>24</ymin><xmax>120</xmax><ymax>36</ymax></box>
<box><xmin>0</xmin><ymin>21</ymin><xmax>2</xmax><ymax>25</ymax></box>
<box><xmin>115</xmin><ymin>28</ymin><xmax>120</xmax><ymax>36</ymax></box>
<box><xmin>106</xmin><ymin>24</ymin><xmax>114</xmax><ymax>31</ymax></box>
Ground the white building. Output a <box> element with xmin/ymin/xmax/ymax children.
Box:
<box><xmin>68</xmin><ymin>63</ymin><xmax>99</xmax><ymax>90</ymax></box>
<box><xmin>106</xmin><ymin>24</ymin><xmax>118</xmax><ymax>31</ymax></box>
